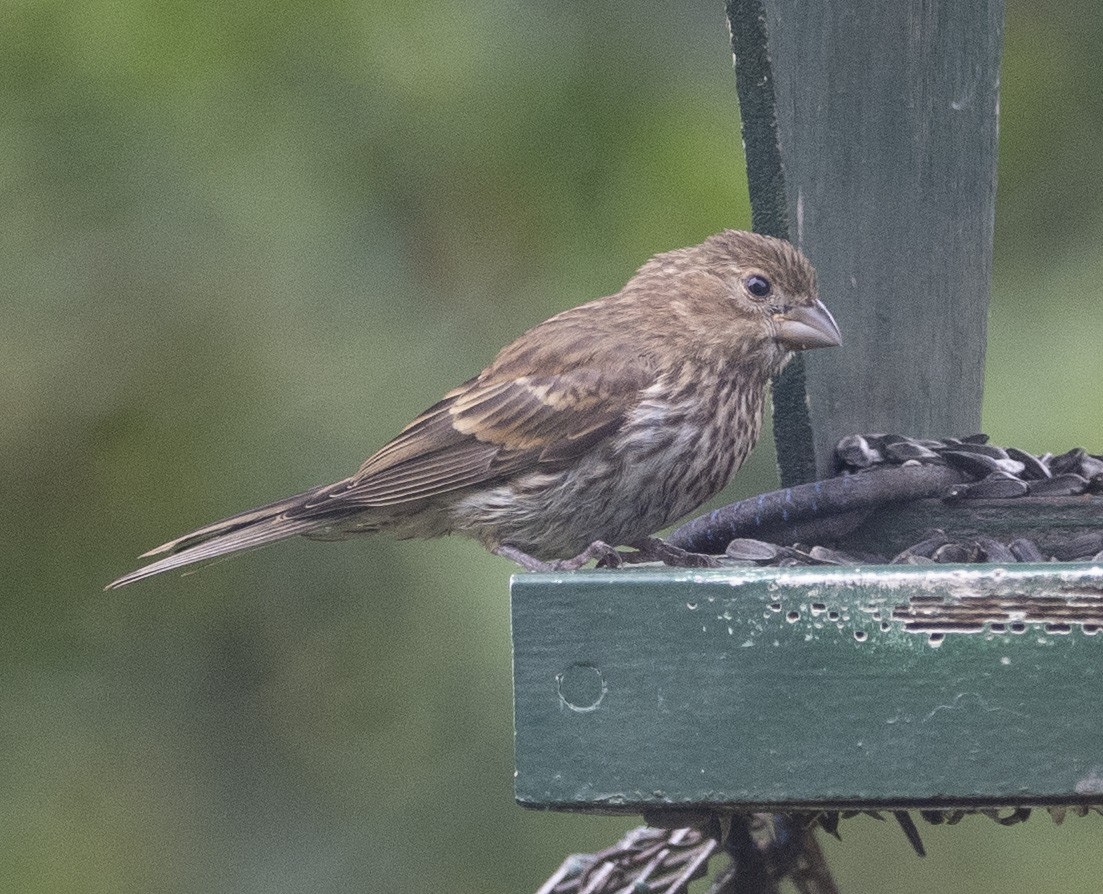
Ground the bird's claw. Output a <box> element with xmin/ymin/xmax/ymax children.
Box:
<box><xmin>494</xmin><ymin>541</ymin><xmax>624</xmax><ymax>572</ymax></box>
<box><xmin>628</xmin><ymin>537</ymin><xmax>722</xmax><ymax>568</ymax></box>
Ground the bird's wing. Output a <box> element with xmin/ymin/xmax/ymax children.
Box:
<box><xmin>322</xmin><ymin>364</ymin><xmax>651</xmax><ymax>508</ymax></box>
<box><xmin>106</xmin><ymin>363</ymin><xmax>650</xmax><ymax>588</ymax></box>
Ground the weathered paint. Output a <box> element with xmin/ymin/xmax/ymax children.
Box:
<box><xmin>512</xmin><ymin>564</ymin><xmax>1103</xmax><ymax>811</ymax></box>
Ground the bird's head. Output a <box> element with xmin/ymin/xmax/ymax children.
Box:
<box><xmin>632</xmin><ymin>229</ymin><xmax>841</xmax><ymax>375</ymax></box>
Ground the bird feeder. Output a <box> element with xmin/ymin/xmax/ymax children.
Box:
<box><xmin>512</xmin><ymin>0</ymin><xmax>1103</xmax><ymax>837</ymax></box>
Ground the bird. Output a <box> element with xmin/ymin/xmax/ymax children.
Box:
<box><xmin>107</xmin><ymin>230</ymin><xmax>840</xmax><ymax>588</ymax></box>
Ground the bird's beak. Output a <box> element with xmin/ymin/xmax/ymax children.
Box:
<box><xmin>774</xmin><ymin>299</ymin><xmax>842</xmax><ymax>350</ymax></box>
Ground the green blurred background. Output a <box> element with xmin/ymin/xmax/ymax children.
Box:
<box><xmin>4</xmin><ymin>1</ymin><xmax>1102</xmax><ymax>891</ymax></box>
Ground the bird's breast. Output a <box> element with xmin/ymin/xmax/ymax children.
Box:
<box><xmin>615</xmin><ymin>368</ymin><xmax>767</xmax><ymax>515</ymax></box>
<box><xmin>446</xmin><ymin>364</ymin><xmax>770</xmax><ymax>558</ymax></box>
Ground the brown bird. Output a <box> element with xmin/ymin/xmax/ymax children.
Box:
<box><xmin>108</xmin><ymin>230</ymin><xmax>840</xmax><ymax>588</ymax></box>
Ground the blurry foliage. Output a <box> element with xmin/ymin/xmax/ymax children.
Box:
<box><xmin>2</xmin><ymin>1</ymin><xmax>1101</xmax><ymax>892</ymax></box>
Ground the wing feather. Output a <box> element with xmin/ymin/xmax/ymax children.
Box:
<box><xmin>327</xmin><ymin>364</ymin><xmax>650</xmax><ymax>508</ymax></box>
<box><xmin>108</xmin><ymin>360</ymin><xmax>653</xmax><ymax>588</ymax></box>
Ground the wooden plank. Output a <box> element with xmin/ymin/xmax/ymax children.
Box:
<box><xmin>512</xmin><ymin>565</ymin><xmax>1103</xmax><ymax>811</ymax></box>
<box><xmin>733</xmin><ymin>0</ymin><xmax>1004</xmax><ymax>475</ymax></box>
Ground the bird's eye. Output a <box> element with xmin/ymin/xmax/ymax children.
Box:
<box><xmin>744</xmin><ymin>274</ymin><xmax>772</xmax><ymax>298</ymax></box>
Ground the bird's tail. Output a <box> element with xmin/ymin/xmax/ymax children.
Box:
<box><xmin>106</xmin><ymin>481</ymin><xmax>361</xmax><ymax>589</ymax></box>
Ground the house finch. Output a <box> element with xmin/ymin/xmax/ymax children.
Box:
<box><xmin>108</xmin><ymin>230</ymin><xmax>840</xmax><ymax>588</ymax></box>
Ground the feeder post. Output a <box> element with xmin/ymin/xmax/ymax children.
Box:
<box><xmin>730</xmin><ymin>0</ymin><xmax>1005</xmax><ymax>480</ymax></box>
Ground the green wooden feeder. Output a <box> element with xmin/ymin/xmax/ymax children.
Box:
<box><xmin>511</xmin><ymin>0</ymin><xmax>1103</xmax><ymax>823</ymax></box>
<box><xmin>514</xmin><ymin>564</ymin><xmax>1103</xmax><ymax>812</ymax></box>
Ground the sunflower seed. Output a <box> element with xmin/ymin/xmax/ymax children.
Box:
<box><xmin>1009</xmin><ymin>538</ymin><xmax>1045</xmax><ymax>563</ymax></box>
<box><xmin>940</xmin><ymin>450</ymin><xmax>1004</xmax><ymax>477</ymax></box>
<box><xmin>1050</xmin><ymin>448</ymin><xmax>1087</xmax><ymax>475</ymax></box>
<box><xmin>891</xmin><ymin>531</ymin><xmax>950</xmax><ymax>563</ymax></box>
<box><xmin>835</xmin><ymin>434</ymin><xmax>882</xmax><ymax>468</ymax></box>
<box><xmin>1027</xmin><ymin>473</ymin><xmax>1089</xmax><ymax>496</ymax></box>
<box><xmin>808</xmin><ymin>545</ymin><xmax>856</xmax><ymax>565</ymax></box>
<box><xmin>885</xmin><ymin>441</ymin><xmax>941</xmax><ymax>463</ymax></box>
<box><xmin>975</xmin><ymin>537</ymin><xmax>1017</xmax><ymax>563</ymax></box>
<box><xmin>940</xmin><ymin>441</ymin><xmax>1008</xmax><ymax>460</ymax></box>
<box><xmin>725</xmin><ymin>538</ymin><xmax>784</xmax><ymax>562</ymax></box>
<box><xmin>1079</xmin><ymin>455</ymin><xmax>1103</xmax><ymax>478</ymax></box>
<box><xmin>933</xmin><ymin>542</ymin><xmax>975</xmax><ymax>563</ymax></box>
<box><xmin>966</xmin><ymin>473</ymin><xmax>1030</xmax><ymax>499</ymax></box>
<box><xmin>1049</xmin><ymin>533</ymin><xmax>1103</xmax><ymax>562</ymax></box>
<box><xmin>1005</xmin><ymin>447</ymin><xmax>1051</xmax><ymax>480</ymax></box>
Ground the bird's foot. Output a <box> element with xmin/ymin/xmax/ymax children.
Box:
<box><xmin>494</xmin><ymin>541</ymin><xmax>624</xmax><ymax>572</ymax></box>
<box><xmin>628</xmin><ymin>537</ymin><xmax>722</xmax><ymax>568</ymax></box>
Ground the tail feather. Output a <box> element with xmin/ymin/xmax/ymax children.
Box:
<box><xmin>107</xmin><ymin>482</ymin><xmax>357</xmax><ymax>589</ymax></box>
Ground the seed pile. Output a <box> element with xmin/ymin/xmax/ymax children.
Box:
<box><xmin>721</xmin><ymin>528</ymin><xmax>1103</xmax><ymax>567</ymax></box>
<box><xmin>668</xmin><ymin>434</ymin><xmax>1103</xmax><ymax>566</ymax></box>
<box><xmin>835</xmin><ymin>433</ymin><xmax>1103</xmax><ymax>499</ymax></box>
